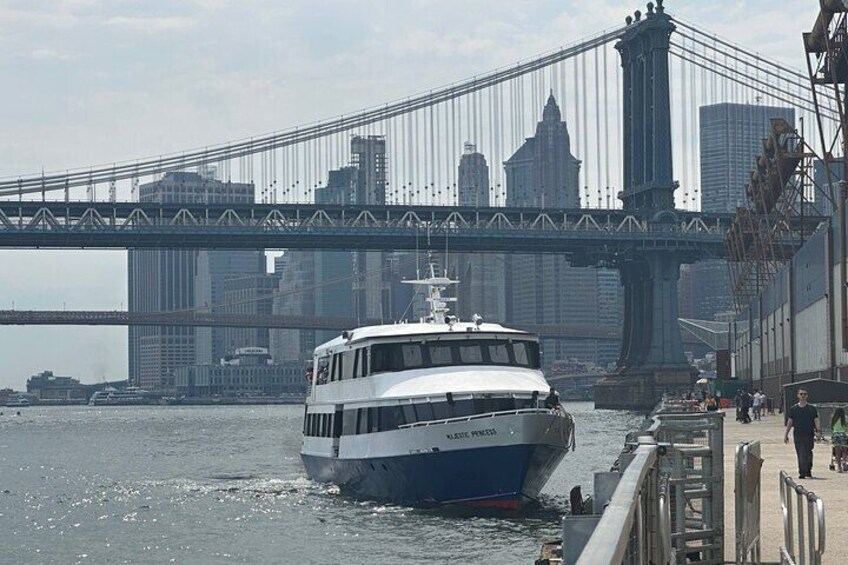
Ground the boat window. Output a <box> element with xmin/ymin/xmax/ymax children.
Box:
<box><xmin>361</xmin><ymin>349</ymin><xmax>369</xmax><ymax>377</ymax></box>
<box><xmin>493</xmin><ymin>398</ymin><xmax>516</xmax><ymax>412</ymax></box>
<box><xmin>352</xmin><ymin>349</ymin><xmax>360</xmax><ymax>379</ymax></box>
<box><xmin>357</xmin><ymin>408</ymin><xmax>368</xmax><ymax>435</ymax></box>
<box><xmin>512</xmin><ymin>341</ymin><xmax>540</xmax><ymax>368</ymax></box>
<box><xmin>451</xmin><ymin>399</ymin><xmax>475</xmax><ymax>418</ymax></box>
<box><xmin>514</xmin><ymin>397</ymin><xmax>535</xmax><ymax>410</ymax></box>
<box><xmin>333</xmin><ymin>410</ymin><xmax>343</xmax><ymax>438</ymax></box>
<box><xmin>343</xmin><ymin>408</ymin><xmax>358</xmax><ymax>435</ymax></box>
<box><xmin>337</xmin><ymin>393</ymin><xmax>538</xmax><ymax>436</ymax></box>
<box><xmin>401</xmin><ymin>344</ymin><xmax>424</xmax><ymax>368</ymax></box>
<box><xmin>428</xmin><ymin>343</ymin><xmax>454</xmax><ymax>366</ymax></box>
<box><xmin>488</xmin><ymin>342</ymin><xmax>510</xmax><ymax>364</ymax></box>
<box><xmin>368</xmin><ymin>407</ymin><xmax>379</xmax><ymax>433</ymax></box>
<box><xmin>414</xmin><ymin>402</ymin><xmax>434</xmax><ymax>423</ymax></box>
<box><xmin>370</xmin><ymin>344</ymin><xmax>397</xmax><ymax>373</ymax></box>
<box><xmin>335</xmin><ymin>354</ymin><xmax>344</xmax><ymax>382</ymax></box>
<box><xmin>378</xmin><ymin>406</ymin><xmax>398</xmax><ymax>431</ymax></box>
<box><xmin>431</xmin><ymin>400</ymin><xmax>452</xmax><ymax>420</ymax></box>
<box><xmin>457</xmin><ymin>343</ymin><xmax>484</xmax><ymax>364</ymax></box>
<box><xmin>316</xmin><ymin>356</ymin><xmax>330</xmax><ymax>384</ymax></box>
<box><xmin>401</xmin><ymin>404</ymin><xmax>417</xmax><ymax>426</ymax></box>
<box><xmin>342</xmin><ymin>350</ymin><xmax>355</xmax><ymax>380</ymax></box>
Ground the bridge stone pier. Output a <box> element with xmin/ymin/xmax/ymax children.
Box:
<box><xmin>595</xmin><ymin>0</ymin><xmax>696</xmax><ymax>410</ymax></box>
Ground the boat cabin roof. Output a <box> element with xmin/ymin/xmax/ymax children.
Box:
<box><xmin>314</xmin><ymin>322</ymin><xmax>531</xmax><ymax>357</ymax></box>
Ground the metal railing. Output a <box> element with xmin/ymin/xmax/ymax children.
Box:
<box><xmin>735</xmin><ymin>441</ymin><xmax>762</xmax><ymax>564</ymax></box>
<box><xmin>575</xmin><ymin>439</ymin><xmax>661</xmax><ymax>565</ymax></box>
<box><xmin>570</xmin><ymin>409</ymin><xmax>725</xmax><ymax>565</ymax></box>
<box><xmin>779</xmin><ymin>470</ymin><xmax>826</xmax><ymax>565</ymax></box>
<box><xmin>397</xmin><ymin>407</ymin><xmax>553</xmax><ymax>428</ymax></box>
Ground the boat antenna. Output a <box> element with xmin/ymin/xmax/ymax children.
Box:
<box><xmin>402</xmin><ymin>252</ymin><xmax>459</xmax><ymax>325</ymax></box>
<box><xmin>415</xmin><ymin>224</ymin><xmax>420</xmax><ymax>279</ymax></box>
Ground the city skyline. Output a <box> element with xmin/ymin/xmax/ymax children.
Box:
<box><xmin>0</xmin><ymin>1</ymin><xmax>818</xmax><ymax>388</ymax></box>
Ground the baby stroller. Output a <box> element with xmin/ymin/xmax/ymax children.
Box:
<box><xmin>828</xmin><ymin>428</ymin><xmax>848</xmax><ymax>473</ymax></box>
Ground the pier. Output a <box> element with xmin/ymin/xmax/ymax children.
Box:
<box><xmin>722</xmin><ymin>412</ymin><xmax>845</xmax><ymax>563</ymax></box>
<box><xmin>548</xmin><ymin>405</ymin><xmax>847</xmax><ymax>564</ymax></box>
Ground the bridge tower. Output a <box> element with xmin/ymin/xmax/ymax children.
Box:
<box><xmin>595</xmin><ymin>0</ymin><xmax>694</xmax><ymax>410</ymax></box>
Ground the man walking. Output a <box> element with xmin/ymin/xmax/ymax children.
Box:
<box><xmin>752</xmin><ymin>389</ymin><xmax>762</xmax><ymax>421</ymax></box>
<box><xmin>784</xmin><ymin>388</ymin><xmax>821</xmax><ymax>479</ymax></box>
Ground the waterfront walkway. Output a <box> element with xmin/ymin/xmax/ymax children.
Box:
<box><xmin>722</xmin><ymin>410</ymin><xmax>847</xmax><ymax>563</ymax></box>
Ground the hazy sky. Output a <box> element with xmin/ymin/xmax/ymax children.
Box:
<box><xmin>0</xmin><ymin>0</ymin><xmax>818</xmax><ymax>389</ymax></box>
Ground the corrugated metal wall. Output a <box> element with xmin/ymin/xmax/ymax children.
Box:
<box><xmin>732</xmin><ymin>218</ymin><xmax>840</xmax><ymax>385</ymax></box>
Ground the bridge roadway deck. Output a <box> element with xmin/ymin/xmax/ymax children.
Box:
<box><xmin>0</xmin><ymin>201</ymin><xmax>731</xmax><ymax>257</ymax></box>
<box><xmin>722</xmin><ymin>411</ymin><xmax>847</xmax><ymax>563</ymax></box>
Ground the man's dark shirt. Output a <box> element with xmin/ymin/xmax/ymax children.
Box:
<box><xmin>544</xmin><ymin>392</ymin><xmax>560</xmax><ymax>409</ymax></box>
<box><xmin>788</xmin><ymin>403</ymin><xmax>819</xmax><ymax>437</ymax></box>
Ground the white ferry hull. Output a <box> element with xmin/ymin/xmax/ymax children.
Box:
<box><xmin>300</xmin><ymin>411</ymin><xmax>571</xmax><ymax>508</ymax></box>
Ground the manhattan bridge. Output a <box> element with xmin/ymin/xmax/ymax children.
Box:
<box><xmin>0</xmin><ymin>0</ymin><xmax>840</xmax><ymax>408</ymax></box>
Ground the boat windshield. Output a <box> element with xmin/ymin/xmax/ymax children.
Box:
<box><xmin>370</xmin><ymin>339</ymin><xmax>540</xmax><ymax>374</ymax></box>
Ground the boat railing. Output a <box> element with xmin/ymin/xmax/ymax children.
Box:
<box><xmin>397</xmin><ymin>407</ymin><xmax>564</xmax><ymax>429</ymax></box>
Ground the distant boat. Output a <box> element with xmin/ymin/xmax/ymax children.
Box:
<box><xmin>5</xmin><ymin>396</ymin><xmax>31</xmax><ymax>408</ymax></box>
<box><xmin>88</xmin><ymin>386</ymin><xmax>151</xmax><ymax>406</ymax></box>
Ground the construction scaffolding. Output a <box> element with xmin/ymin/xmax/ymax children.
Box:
<box><xmin>805</xmin><ymin>0</ymin><xmax>848</xmax><ymax>349</ymax></box>
<box><xmin>725</xmin><ymin>117</ymin><xmax>830</xmax><ymax>311</ymax></box>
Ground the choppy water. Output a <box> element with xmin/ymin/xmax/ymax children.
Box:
<box><xmin>0</xmin><ymin>403</ymin><xmax>641</xmax><ymax>564</ymax></box>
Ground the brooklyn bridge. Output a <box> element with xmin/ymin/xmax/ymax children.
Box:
<box><xmin>0</xmin><ymin>0</ymin><xmax>835</xmax><ymax>408</ymax></box>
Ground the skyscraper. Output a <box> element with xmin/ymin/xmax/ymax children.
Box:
<box><xmin>504</xmin><ymin>94</ymin><xmax>621</xmax><ymax>365</ymax></box>
<box><xmin>455</xmin><ymin>143</ymin><xmax>505</xmax><ymax>322</ymax></box>
<box><xmin>350</xmin><ymin>136</ymin><xmax>389</xmax><ymax>321</ymax></box>
<box><xmin>221</xmin><ymin>273</ymin><xmax>281</xmax><ymax>356</ymax></box>
<box><xmin>505</xmin><ymin>93</ymin><xmax>581</xmax><ymax>209</ymax></box>
<box><xmin>700</xmin><ymin>103</ymin><xmax>796</xmax><ymax>214</ymax></box>
<box><xmin>128</xmin><ymin>171</ymin><xmax>255</xmax><ymax>389</ymax></box>
<box><xmin>458</xmin><ymin>142</ymin><xmax>490</xmax><ymax>207</ymax></box>
<box><xmin>694</xmin><ymin>103</ymin><xmax>796</xmax><ymax>320</ymax></box>
<box><xmin>195</xmin><ymin>250</ymin><xmax>266</xmax><ymax>365</ymax></box>
<box><xmin>270</xmin><ymin>136</ymin><xmax>389</xmax><ymax>363</ymax></box>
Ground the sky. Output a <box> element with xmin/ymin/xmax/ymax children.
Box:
<box><xmin>0</xmin><ymin>0</ymin><xmax>819</xmax><ymax>389</ymax></box>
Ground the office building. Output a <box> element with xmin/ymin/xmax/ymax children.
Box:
<box><xmin>128</xmin><ymin>171</ymin><xmax>255</xmax><ymax>390</ymax></box>
<box><xmin>504</xmin><ymin>94</ymin><xmax>621</xmax><ymax>366</ymax></box>
<box><xmin>173</xmin><ymin>348</ymin><xmax>306</xmax><ymax>398</ymax></box>
<box><xmin>221</xmin><ymin>273</ymin><xmax>281</xmax><ymax>356</ymax></box>
<box><xmin>694</xmin><ymin>103</ymin><xmax>795</xmax><ymax>320</ymax></box>
<box><xmin>455</xmin><ymin>143</ymin><xmax>505</xmax><ymax>322</ymax></box>
<box><xmin>195</xmin><ymin>250</ymin><xmax>266</xmax><ymax>364</ymax></box>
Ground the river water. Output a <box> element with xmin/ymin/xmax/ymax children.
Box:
<box><xmin>0</xmin><ymin>402</ymin><xmax>641</xmax><ymax>564</ymax></box>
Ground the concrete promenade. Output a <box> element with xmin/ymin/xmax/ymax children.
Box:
<box><xmin>722</xmin><ymin>409</ymin><xmax>846</xmax><ymax>563</ymax></box>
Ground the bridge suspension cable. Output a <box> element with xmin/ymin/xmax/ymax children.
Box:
<box><xmin>0</xmin><ymin>24</ymin><xmax>627</xmax><ymax>197</ymax></box>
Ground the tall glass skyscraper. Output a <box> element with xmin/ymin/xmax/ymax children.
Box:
<box><xmin>693</xmin><ymin>103</ymin><xmax>795</xmax><ymax>321</ymax></box>
<box><xmin>128</xmin><ymin>171</ymin><xmax>258</xmax><ymax>390</ymax></box>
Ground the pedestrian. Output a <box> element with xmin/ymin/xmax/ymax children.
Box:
<box><xmin>752</xmin><ymin>389</ymin><xmax>762</xmax><ymax>421</ymax></box>
<box><xmin>831</xmin><ymin>407</ymin><xmax>848</xmax><ymax>473</ymax></box>
<box><xmin>740</xmin><ymin>389</ymin><xmax>752</xmax><ymax>424</ymax></box>
<box><xmin>784</xmin><ymin>388</ymin><xmax>821</xmax><ymax>479</ymax></box>
<box><xmin>735</xmin><ymin>389</ymin><xmax>743</xmax><ymax>421</ymax></box>
<box><xmin>705</xmin><ymin>394</ymin><xmax>718</xmax><ymax>412</ymax></box>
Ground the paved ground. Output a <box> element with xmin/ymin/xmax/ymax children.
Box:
<box><xmin>721</xmin><ymin>409</ymin><xmax>846</xmax><ymax>564</ymax></box>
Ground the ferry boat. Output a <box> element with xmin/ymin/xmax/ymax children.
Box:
<box><xmin>299</xmin><ymin>266</ymin><xmax>575</xmax><ymax>508</ymax></box>
<box><xmin>5</xmin><ymin>395</ymin><xmax>31</xmax><ymax>408</ymax></box>
<box><xmin>88</xmin><ymin>386</ymin><xmax>151</xmax><ymax>406</ymax></box>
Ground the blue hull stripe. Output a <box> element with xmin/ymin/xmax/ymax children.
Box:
<box><xmin>301</xmin><ymin>443</ymin><xmax>566</xmax><ymax>504</ymax></box>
